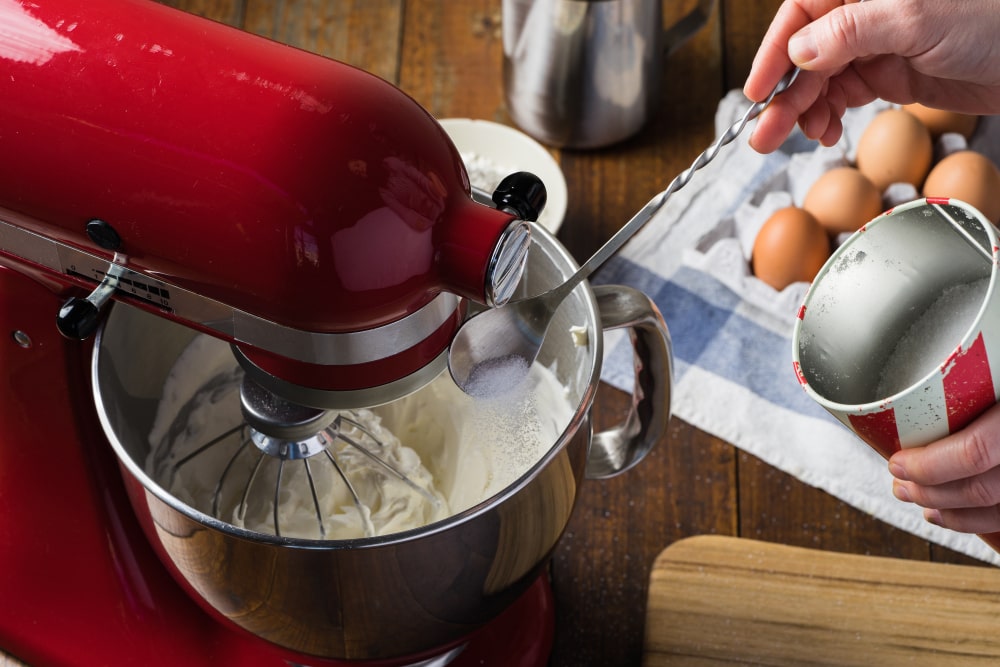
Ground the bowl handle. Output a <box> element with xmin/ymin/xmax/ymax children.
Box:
<box><xmin>586</xmin><ymin>284</ymin><xmax>673</xmax><ymax>479</ymax></box>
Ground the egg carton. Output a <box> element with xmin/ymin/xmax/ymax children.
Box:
<box><xmin>676</xmin><ymin>91</ymin><xmax>1000</xmax><ymax>328</ymax></box>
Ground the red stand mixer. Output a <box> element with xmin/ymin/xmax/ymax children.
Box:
<box><xmin>0</xmin><ymin>1</ymin><xmax>673</xmax><ymax>665</ymax></box>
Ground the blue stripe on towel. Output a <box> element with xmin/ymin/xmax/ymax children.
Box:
<box><xmin>595</xmin><ymin>257</ymin><xmax>832</xmax><ymax>420</ymax></box>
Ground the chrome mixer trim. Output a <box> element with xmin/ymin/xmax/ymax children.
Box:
<box><xmin>234</xmin><ymin>345</ymin><xmax>449</xmax><ymax>409</ymax></box>
<box><xmin>485</xmin><ymin>219</ymin><xmax>531</xmax><ymax>307</ymax></box>
<box><xmin>470</xmin><ymin>185</ymin><xmax>493</xmax><ymax>206</ymax></box>
<box><xmin>0</xmin><ymin>212</ymin><xmax>459</xmax><ymax>365</ymax></box>
<box><xmin>226</xmin><ymin>294</ymin><xmax>459</xmax><ymax>366</ymax></box>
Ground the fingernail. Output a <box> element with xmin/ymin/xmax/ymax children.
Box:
<box><xmin>892</xmin><ymin>481</ymin><xmax>910</xmax><ymax>502</ymax></box>
<box><xmin>788</xmin><ymin>27</ymin><xmax>818</xmax><ymax>66</ymax></box>
<box><xmin>925</xmin><ymin>509</ymin><xmax>943</xmax><ymax>526</ymax></box>
<box><xmin>888</xmin><ymin>461</ymin><xmax>908</xmax><ymax>480</ymax></box>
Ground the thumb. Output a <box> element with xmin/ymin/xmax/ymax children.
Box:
<box><xmin>788</xmin><ymin>3</ymin><xmax>892</xmax><ymax>70</ymax></box>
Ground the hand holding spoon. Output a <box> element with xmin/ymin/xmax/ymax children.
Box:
<box><xmin>448</xmin><ymin>67</ymin><xmax>802</xmax><ymax>396</ymax></box>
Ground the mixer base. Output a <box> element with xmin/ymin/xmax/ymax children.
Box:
<box><xmin>418</xmin><ymin>574</ymin><xmax>554</xmax><ymax>667</ymax></box>
<box><xmin>0</xmin><ymin>266</ymin><xmax>553</xmax><ymax>667</ymax></box>
<box><xmin>285</xmin><ymin>574</ymin><xmax>554</xmax><ymax>667</ymax></box>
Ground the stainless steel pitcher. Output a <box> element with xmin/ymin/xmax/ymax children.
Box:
<box><xmin>502</xmin><ymin>0</ymin><xmax>716</xmax><ymax>148</ymax></box>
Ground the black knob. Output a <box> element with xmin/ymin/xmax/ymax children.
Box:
<box><xmin>56</xmin><ymin>297</ymin><xmax>102</xmax><ymax>340</ymax></box>
<box><xmin>86</xmin><ymin>219</ymin><xmax>123</xmax><ymax>251</ymax></box>
<box><xmin>492</xmin><ymin>171</ymin><xmax>547</xmax><ymax>222</ymax></box>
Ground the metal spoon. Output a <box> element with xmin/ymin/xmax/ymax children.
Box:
<box><xmin>448</xmin><ymin>67</ymin><xmax>802</xmax><ymax>396</ymax></box>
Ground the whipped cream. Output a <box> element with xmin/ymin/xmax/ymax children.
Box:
<box><xmin>146</xmin><ymin>334</ymin><xmax>574</xmax><ymax>540</ymax></box>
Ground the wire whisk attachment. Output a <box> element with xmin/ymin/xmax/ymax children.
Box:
<box><xmin>157</xmin><ymin>373</ymin><xmax>445</xmax><ymax>541</ymax></box>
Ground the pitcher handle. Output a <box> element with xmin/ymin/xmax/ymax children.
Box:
<box><xmin>664</xmin><ymin>0</ymin><xmax>717</xmax><ymax>57</ymax></box>
<box><xmin>586</xmin><ymin>284</ymin><xmax>673</xmax><ymax>479</ymax></box>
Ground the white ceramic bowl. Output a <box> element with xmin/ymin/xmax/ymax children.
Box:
<box><xmin>439</xmin><ymin>118</ymin><xmax>568</xmax><ymax>233</ymax></box>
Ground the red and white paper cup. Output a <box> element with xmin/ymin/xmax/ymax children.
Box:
<box><xmin>793</xmin><ymin>198</ymin><xmax>1000</xmax><ymax>550</ymax></box>
<box><xmin>794</xmin><ymin>198</ymin><xmax>1000</xmax><ymax>455</ymax></box>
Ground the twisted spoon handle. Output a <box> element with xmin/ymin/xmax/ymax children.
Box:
<box><xmin>542</xmin><ymin>66</ymin><xmax>802</xmax><ymax>302</ymax></box>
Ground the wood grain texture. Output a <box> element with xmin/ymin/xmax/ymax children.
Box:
<box><xmin>738</xmin><ymin>451</ymin><xmax>945</xmax><ymax>561</ymax></box>
<box><xmin>245</xmin><ymin>0</ymin><xmax>403</xmax><ymax>83</ymax></box>
<box><xmin>397</xmin><ymin>0</ymin><xmax>507</xmax><ymax>122</ymax></box>
<box><xmin>737</xmin><ymin>450</ymin><xmax>987</xmax><ymax>567</ymax></box>
<box><xmin>552</xmin><ymin>393</ymin><xmax>738</xmax><ymax>666</ymax></box>
<box><xmin>645</xmin><ymin>535</ymin><xmax>1000</xmax><ymax>666</ymax></box>
<box><xmin>156</xmin><ymin>0</ymin><xmax>245</xmax><ymax>26</ymax></box>
<box><xmin>720</xmin><ymin>0</ymin><xmax>783</xmax><ymax>88</ymax></box>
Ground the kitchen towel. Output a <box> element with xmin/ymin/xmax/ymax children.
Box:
<box><xmin>593</xmin><ymin>89</ymin><xmax>1000</xmax><ymax>565</ymax></box>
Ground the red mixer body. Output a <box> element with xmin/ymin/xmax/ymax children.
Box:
<box><xmin>0</xmin><ymin>1</ymin><xmax>549</xmax><ymax>664</ymax></box>
<box><xmin>0</xmin><ymin>0</ymin><xmax>525</xmax><ymax>393</ymax></box>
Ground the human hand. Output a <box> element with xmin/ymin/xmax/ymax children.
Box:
<box><xmin>889</xmin><ymin>402</ymin><xmax>1000</xmax><ymax>535</ymax></box>
<box><xmin>744</xmin><ymin>0</ymin><xmax>1000</xmax><ymax>153</ymax></box>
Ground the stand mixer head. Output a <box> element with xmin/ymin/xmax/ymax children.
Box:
<box><xmin>0</xmin><ymin>0</ymin><xmax>542</xmax><ymax>410</ymax></box>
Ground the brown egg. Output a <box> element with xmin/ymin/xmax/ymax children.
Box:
<box><xmin>903</xmin><ymin>103</ymin><xmax>979</xmax><ymax>139</ymax></box>
<box><xmin>752</xmin><ymin>206</ymin><xmax>831</xmax><ymax>290</ymax></box>
<box><xmin>923</xmin><ymin>150</ymin><xmax>1000</xmax><ymax>223</ymax></box>
<box><xmin>855</xmin><ymin>109</ymin><xmax>933</xmax><ymax>191</ymax></box>
<box><xmin>803</xmin><ymin>166</ymin><xmax>884</xmax><ymax>235</ymax></box>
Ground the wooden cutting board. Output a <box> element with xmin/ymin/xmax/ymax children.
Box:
<box><xmin>644</xmin><ymin>535</ymin><xmax>1000</xmax><ymax>666</ymax></box>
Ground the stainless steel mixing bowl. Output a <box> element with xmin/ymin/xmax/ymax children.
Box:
<box><xmin>92</xmin><ymin>225</ymin><xmax>672</xmax><ymax>661</ymax></box>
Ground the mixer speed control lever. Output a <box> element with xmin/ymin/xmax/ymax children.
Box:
<box><xmin>56</xmin><ymin>260</ymin><xmax>125</xmax><ymax>340</ymax></box>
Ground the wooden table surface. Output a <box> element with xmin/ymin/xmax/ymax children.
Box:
<box><xmin>137</xmin><ymin>1</ymin><xmax>990</xmax><ymax>665</ymax></box>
